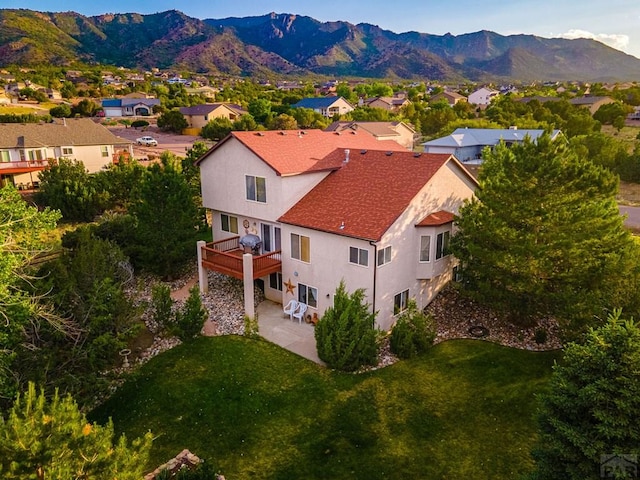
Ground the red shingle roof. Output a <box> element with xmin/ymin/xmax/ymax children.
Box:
<box><xmin>279</xmin><ymin>150</ymin><xmax>454</xmax><ymax>241</ymax></box>
<box><xmin>416</xmin><ymin>210</ymin><xmax>455</xmax><ymax>226</ymax></box>
<box><xmin>197</xmin><ymin>129</ymin><xmax>405</xmax><ymax>176</ymax></box>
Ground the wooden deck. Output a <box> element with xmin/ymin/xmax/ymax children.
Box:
<box><xmin>200</xmin><ymin>236</ymin><xmax>282</xmax><ymax>280</ymax></box>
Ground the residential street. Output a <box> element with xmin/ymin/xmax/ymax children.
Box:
<box><xmin>107</xmin><ymin>125</ymin><xmax>210</xmax><ymax>159</ymax></box>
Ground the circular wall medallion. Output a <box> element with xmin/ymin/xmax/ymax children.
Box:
<box><xmin>243</xmin><ymin>219</ymin><xmax>250</xmax><ymax>229</ymax></box>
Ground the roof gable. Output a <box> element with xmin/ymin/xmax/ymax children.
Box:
<box><xmin>279</xmin><ymin>151</ymin><xmax>458</xmax><ymax>241</ymax></box>
<box><xmin>0</xmin><ymin>118</ymin><xmax>131</xmax><ymax>149</ymax></box>
<box><xmin>292</xmin><ymin>96</ymin><xmax>350</xmax><ymax>109</ymax></box>
<box><xmin>423</xmin><ymin>128</ymin><xmax>562</xmax><ymax>148</ymax></box>
<box><xmin>197</xmin><ymin>129</ymin><xmax>405</xmax><ymax>176</ymax></box>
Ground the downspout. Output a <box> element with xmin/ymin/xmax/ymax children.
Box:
<box><xmin>369</xmin><ymin>240</ymin><xmax>377</xmax><ymax>315</ymax></box>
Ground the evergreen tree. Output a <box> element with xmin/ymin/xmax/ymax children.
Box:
<box><xmin>36</xmin><ymin>158</ymin><xmax>105</xmax><ymax>222</ymax></box>
<box><xmin>529</xmin><ymin>311</ymin><xmax>640</xmax><ymax>480</ymax></box>
<box><xmin>451</xmin><ymin>135</ymin><xmax>640</xmax><ymax>335</ymax></box>
<box><xmin>129</xmin><ymin>155</ymin><xmax>201</xmax><ymax>279</ymax></box>
<box><xmin>315</xmin><ymin>281</ymin><xmax>378</xmax><ymax>371</ymax></box>
<box><xmin>0</xmin><ymin>383</ymin><xmax>152</xmax><ymax>480</ymax></box>
<box><xmin>0</xmin><ymin>186</ymin><xmax>61</xmax><ymax>402</ymax></box>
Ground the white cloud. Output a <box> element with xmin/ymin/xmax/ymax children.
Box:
<box><xmin>558</xmin><ymin>29</ymin><xmax>630</xmax><ymax>52</ymax></box>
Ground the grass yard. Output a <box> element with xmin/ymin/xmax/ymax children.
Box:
<box><xmin>90</xmin><ymin>336</ymin><xmax>560</xmax><ymax>480</ymax></box>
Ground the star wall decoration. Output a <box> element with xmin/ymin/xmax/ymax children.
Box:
<box><xmin>284</xmin><ymin>278</ymin><xmax>296</xmax><ymax>295</ymax></box>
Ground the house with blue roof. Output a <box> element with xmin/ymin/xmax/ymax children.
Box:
<box><xmin>101</xmin><ymin>97</ymin><xmax>161</xmax><ymax>117</ymax></box>
<box><xmin>422</xmin><ymin>127</ymin><xmax>563</xmax><ymax>164</ymax></box>
<box><xmin>291</xmin><ymin>96</ymin><xmax>354</xmax><ymax>118</ymax></box>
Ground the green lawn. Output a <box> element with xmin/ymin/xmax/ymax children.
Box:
<box><xmin>90</xmin><ymin>336</ymin><xmax>561</xmax><ymax>480</ymax></box>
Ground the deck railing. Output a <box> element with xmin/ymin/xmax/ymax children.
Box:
<box><xmin>200</xmin><ymin>236</ymin><xmax>281</xmax><ymax>280</ymax></box>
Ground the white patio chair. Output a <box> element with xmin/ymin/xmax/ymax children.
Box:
<box><xmin>283</xmin><ymin>299</ymin><xmax>298</xmax><ymax>320</ymax></box>
<box><xmin>292</xmin><ymin>303</ymin><xmax>308</xmax><ymax>324</ymax></box>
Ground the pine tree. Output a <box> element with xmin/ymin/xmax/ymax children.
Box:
<box><xmin>315</xmin><ymin>281</ymin><xmax>378</xmax><ymax>371</ymax></box>
<box><xmin>0</xmin><ymin>383</ymin><xmax>153</xmax><ymax>480</ymax></box>
<box><xmin>451</xmin><ymin>135</ymin><xmax>640</xmax><ymax>335</ymax></box>
<box><xmin>529</xmin><ymin>311</ymin><xmax>640</xmax><ymax>479</ymax></box>
<box><xmin>130</xmin><ymin>155</ymin><xmax>201</xmax><ymax>279</ymax></box>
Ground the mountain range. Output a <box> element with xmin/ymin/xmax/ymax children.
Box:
<box><xmin>1</xmin><ymin>8</ymin><xmax>640</xmax><ymax>82</ymax></box>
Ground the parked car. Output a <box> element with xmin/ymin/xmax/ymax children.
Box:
<box><xmin>136</xmin><ymin>136</ymin><xmax>158</xmax><ymax>146</ymax></box>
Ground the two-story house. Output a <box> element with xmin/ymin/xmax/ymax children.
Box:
<box><xmin>291</xmin><ymin>97</ymin><xmax>355</xmax><ymax>118</ymax></box>
<box><xmin>0</xmin><ymin>118</ymin><xmax>132</xmax><ymax>188</ymax></box>
<box><xmin>196</xmin><ymin>129</ymin><xmax>477</xmax><ymax>331</ymax></box>
<box><xmin>468</xmin><ymin>87</ymin><xmax>499</xmax><ymax>106</ymax></box>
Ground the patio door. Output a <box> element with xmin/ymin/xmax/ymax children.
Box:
<box><xmin>261</xmin><ymin>224</ymin><xmax>281</xmax><ymax>252</ymax></box>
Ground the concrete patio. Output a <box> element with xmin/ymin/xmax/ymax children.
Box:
<box><xmin>256</xmin><ymin>300</ymin><xmax>322</xmax><ymax>364</ymax></box>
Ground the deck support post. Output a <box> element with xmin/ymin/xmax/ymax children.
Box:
<box><xmin>242</xmin><ymin>253</ymin><xmax>255</xmax><ymax>319</ymax></box>
<box><xmin>197</xmin><ymin>240</ymin><xmax>208</xmax><ymax>294</ymax></box>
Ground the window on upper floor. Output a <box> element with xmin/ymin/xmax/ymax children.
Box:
<box><xmin>246</xmin><ymin>175</ymin><xmax>266</xmax><ymax>203</ymax></box>
<box><xmin>394</xmin><ymin>289</ymin><xmax>409</xmax><ymax>315</ymax></box>
<box><xmin>0</xmin><ymin>150</ymin><xmax>10</xmax><ymax>163</ymax></box>
<box><xmin>27</xmin><ymin>150</ymin><xmax>44</xmax><ymax>161</ymax></box>
<box><xmin>435</xmin><ymin>231</ymin><xmax>451</xmax><ymax>260</ymax></box>
<box><xmin>62</xmin><ymin>147</ymin><xmax>73</xmax><ymax>156</ymax></box>
<box><xmin>420</xmin><ymin>235</ymin><xmax>431</xmax><ymax>262</ymax></box>
<box><xmin>291</xmin><ymin>233</ymin><xmax>310</xmax><ymax>262</ymax></box>
<box><xmin>298</xmin><ymin>283</ymin><xmax>318</xmax><ymax>308</ymax></box>
<box><xmin>377</xmin><ymin>245</ymin><xmax>391</xmax><ymax>267</ymax></box>
<box><xmin>100</xmin><ymin>146</ymin><xmax>109</xmax><ymax>157</ymax></box>
<box><xmin>349</xmin><ymin>246</ymin><xmax>369</xmax><ymax>267</ymax></box>
<box><xmin>221</xmin><ymin>213</ymin><xmax>238</xmax><ymax>234</ymax></box>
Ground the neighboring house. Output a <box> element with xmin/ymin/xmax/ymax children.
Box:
<box><xmin>422</xmin><ymin>127</ymin><xmax>563</xmax><ymax>164</ymax></box>
<box><xmin>361</xmin><ymin>96</ymin><xmax>411</xmax><ymax>112</ymax></box>
<box><xmin>324</xmin><ymin>121</ymin><xmax>416</xmax><ymax>150</ymax></box>
<box><xmin>195</xmin><ymin>129</ymin><xmax>477</xmax><ymax>331</ymax></box>
<box><xmin>179</xmin><ymin>103</ymin><xmax>246</xmax><ymax>130</ymax></box>
<box><xmin>430</xmin><ymin>91</ymin><xmax>467</xmax><ymax>106</ymax></box>
<box><xmin>569</xmin><ymin>95</ymin><xmax>615</xmax><ymax>115</ymax></box>
<box><xmin>101</xmin><ymin>97</ymin><xmax>160</xmax><ymax>117</ymax></box>
<box><xmin>0</xmin><ymin>118</ymin><xmax>133</xmax><ymax>188</ymax></box>
<box><xmin>291</xmin><ymin>96</ymin><xmax>355</xmax><ymax>118</ymax></box>
<box><xmin>468</xmin><ymin>87</ymin><xmax>499</xmax><ymax>106</ymax></box>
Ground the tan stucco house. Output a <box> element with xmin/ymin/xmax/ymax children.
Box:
<box><xmin>0</xmin><ymin>118</ymin><xmax>132</xmax><ymax>188</ymax></box>
<box><xmin>179</xmin><ymin>103</ymin><xmax>246</xmax><ymax>131</ymax></box>
<box><xmin>196</xmin><ymin>129</ymin><xmax>478</xmax><ymax>331</ymax></box>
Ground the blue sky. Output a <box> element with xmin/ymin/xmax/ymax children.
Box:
<box><xmin>14</xmin><ymin>0</ymin><xmax>640</xmax><ymax>59</ymax></box>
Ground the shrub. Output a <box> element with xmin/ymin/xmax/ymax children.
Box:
<box><xmin>534</xmin><ymin>327</ymin><xmax>548</xmax><ymax>344</ymax></box>
<box><xmin>315</xmin><ymin>281</ymin><xmax>378</xmax><ymax>371</ymax></box>
<box><xmin>173</xmin><ymin>286</ymin><xmax>208</xmax><ymax>341</ymax></box>
<box><xmin>389</xmin><ymin>300</ymin><xmax>436</xmax><ymax>359</ymax></box>
<box><xmin>131</xmin><ymin>119</ymin><xmax>149</xmax><ymax>129</ymax></box>
<box><xmin>151</xmin><ymin>283</ymin><xmax>174</xmax><ymax>335</ymax></box>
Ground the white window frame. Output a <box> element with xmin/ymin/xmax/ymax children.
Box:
<box><xmin>61</xmin><ymin>147</ymin><xmax>73</xmax><ymax>156</ymax></box>
<box><xmin>349</xmin><ymin>246</ymin><xmax>369</xmax><ymax>267</ymax></box>
<box><xmin>100</xmin><ymin>146</ymin><xmax>109</xmax><ymax>157</ymax></box>
<box><xmin>435</xmin><ymin>230</ymin><xmax>451</xmax><ymax>260</ymax></box>
<box><xmin>394</xmin><ymin>289</ymin><xmax>409</xmax><ymax>315</ymax></box>
<box><xmin>377</xmin><ymin>245</ymin><xmax>392</xmax><ymax>267</ymax></box>
<box><xmin>291</xmin><ymin>233</ymin><xmax>310</xmax><ymax>263</ymax></box>
<box><xmin>0</xmin><ymin>150</ymin><xmax>10</xmax><ymax>162</ymax></box>
<box><xmin>419</xmin><ymin>235</ymin><xmax>431</xmax><ymax>262</ymax></box>
<box><xmin>27</xmin><ymin>149</ymin><xmax>44</xmax><ymax>161</ymax></box>
<box><xmin>220</xmin><ymin>213</ymin><xmax>238</xmax><ymax>234</ymax></box>
<box><xmin>298</xmin><ymin>283</ymin><xmax>318</xmax><ymax>309</ymax></box>
<box><xmin>245</xmin><ymin>175</ymin><xmax>266</xmax><ymax>203</ymax></box>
